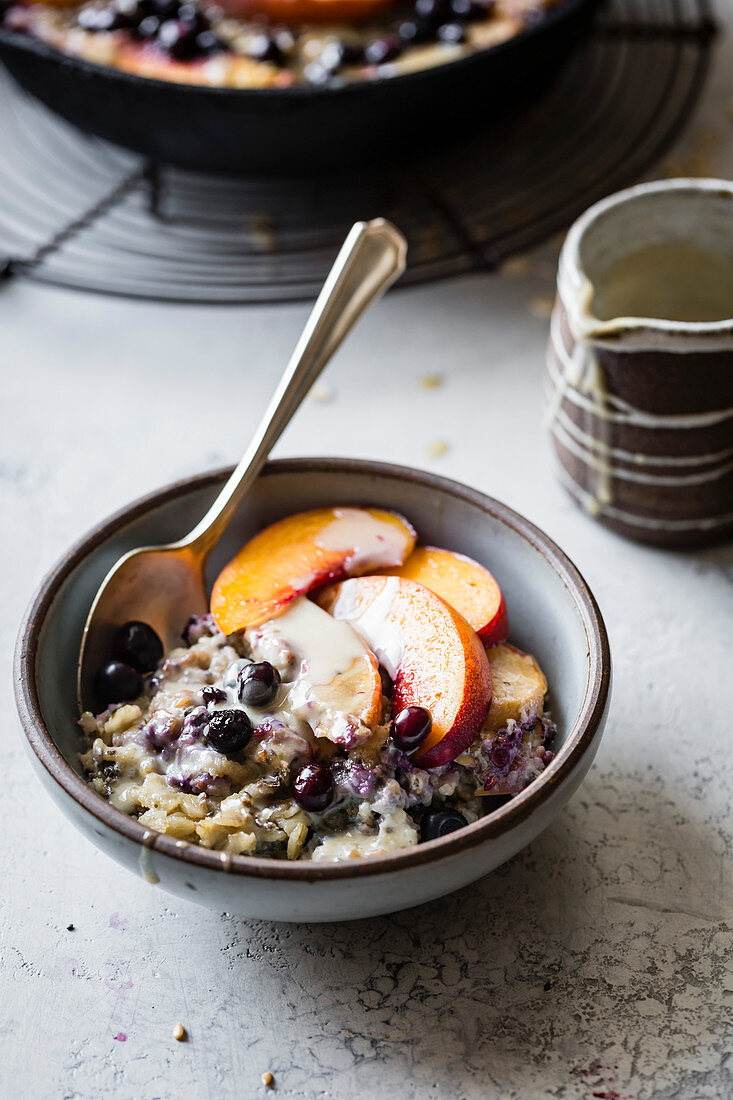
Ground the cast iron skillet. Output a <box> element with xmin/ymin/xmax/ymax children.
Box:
<box><xmin>0</xmin><ymin>0</ymin><xmax>600</xmax><ymax>174</ymax></box>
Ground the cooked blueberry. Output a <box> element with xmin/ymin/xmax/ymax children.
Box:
<box><xmin>77</xmin><ymin>6</ymin><xmax>129</xmax><ymax>31</ymax></box>
<box><xmin>293</xmin><ymin>763</ymin><xmax>335</xmax><ymax>812</ymax></box>
<box><xmin>320</xmin><ymin>38</ymin><xmax>362</xmax><ymax>70</ymax></box>
<box><xmin>490</xmin><ymin>739</ymin><xmax>511</xmax><ymax>768</ymax></box>
<box><xmin>397</xmin><ymin>18</ymin><xmax>433</xmax><ymax>44</ymax></box>
<box><xmin>303</xmin><ymin>62</ymin><xmax>330</xmax><ymax>86</ymax></box>
<box><xmin>202</xmin><ymin>685</ymin><xmax>227</xmax><ymax>706</ymax></box>
<box><xmin>114</xmin><ymin>0</ymin><xmax>152</xmax><ymax>24</ymax></box>
<box><xmin>113</xmin><ymin>620</ymin><xmax>163</xmax><ymax>673</ymax></box>
<box><xmin>237</xmin><ymin>662</ymin><xmax>281</xmax><ymax>707</ymax></box>
<box><xmin>421</xmin><ymin>809</ymin><xmax>468</xmax><ymax>841</ymax></box>
<box><xmin>177</xmin><ymin>2</ymin><xmax>207</xmax><ymax>29</ymax></box>
<box><xmin>415</xmin><ymin>0</ymin><xmax>451</xmax><ymax>23</ymax></box>
<box><xmin>137</xmin><ymin>13</ymin><xmax>160</xmax><ymax>34</ymax></box>
<box><xmin>364</xmin><ymin>35</ymin><xmax>402</xmax><ymax>65</ymax></box>
<box><xmin>157</xmin><ymin>18</ymin><xmax>198</xmax><ymax>59</ymax></box>
<box><xmin>205</xmin><ymin>709</ymin><xmax>252</xmax><ymax>755</ymax></box>
<box><xmin>437</xmin><ymin>21</ymin><xmax>466</xmax><ymax>43</ymax></box>
<box><xmin>391</xmin><ymin>705</ymin><xmax>431</xmax><ymax>752</ymax></box>
<box><xmin>246</xmin><ymin>32</ymin><xmax>284</xmax><ymax>64</ymax></box>
<box><xmin>195</xmin><ymin>29</ymin><xmax>222</xmax><ymax>54</ymax></box>
<box><xmin>95</xmin><ymin>660</ymin><xmax>143</xmax><ymax>706</ymax></box>
<box><xmin>449</xmin><ymin>0</ymin><xmax>486</xmax><ymax>19</ymax></box>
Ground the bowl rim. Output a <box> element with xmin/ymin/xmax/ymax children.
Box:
<box><xmin>0</xmin><ymin>0</ymin><xmax>595</xmax><ymax>102</ymax></box>
<box><xmin>14</xmin><ymin>456</ymin><xmax>610</xmax><ymax>882</ymax></box>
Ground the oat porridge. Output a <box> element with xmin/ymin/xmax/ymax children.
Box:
<box><xmin>1</xmin><ymin>0</ymin><xmax>565</xmax><ymax>89</ymax></box>
<box><xmin>80</xmin><ymin>506</ymin><xmax>555</xmax><ymax>862</ymax></box>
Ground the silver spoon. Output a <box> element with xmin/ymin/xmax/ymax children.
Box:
<box><xmin>78</xmin><ymin>218</ymin><xmax>407</xmax><ymax>713</ymax></box>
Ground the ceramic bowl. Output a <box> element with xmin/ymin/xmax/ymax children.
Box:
<box><xmin>14</xmin><ymin>458</ymin><xmax>610</xmax><ymax>922</ymax></box>
<box><xmin>547</xmin><ymin>177</ymin><xmax>733</xmax><ymax>548</ymax></box>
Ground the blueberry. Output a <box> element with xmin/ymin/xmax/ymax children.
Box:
<box><xmin>415</xmin><ymin>0</ymin><xmax>451</xmax><ymax>23</ymax></box>
<box><xmin>293</xmin><ymin>762</ymin><xmax>334</xmax><ymax>812</ymax></box>
<box><xmin>137</xmin><ymin>13</ymin><xmax>160</xmax><ymax>35</ymax></box>
<box><xmin>421</xmin><ymin>809</ymin><xmax>468</xmax><ymax>841</ymax></box>
<box><xmin>205</xmin><ymin>709</ymin><xmax>252</xmax><ymax>756</ymax></box>
<box><xmin>177</xmin><ymin>2</ymin><xmax>207</xmax><ymax>30</ymax></box>
<box><xmin>195</xmin><ymin>29</ymin><xmax>222</xmax><ymax>54</ymax></box>
<box><xmin>364</xmin><ymin>35</ymin><xmax>402</xmax><ymax>65</ymax></box>
<box><xmin>246</xmin><ymin>32</ymin><xmax>284</xmax><ymax>65</ymax></box>
<box><xmin>202</xmin><ymin>685</ymin><xmax>227</xmax><ymax>706</ymax></box>
<box><xmin>157</xmin><ymin>18</ymin><xmax>198</xmax><ymax>60</ymax></box>
<box><xmin>237</xmin><ymin>662</ymin><xmax>280</xmax><ymax>707</ymax></box>
<box><xmin>113</xmin><ymin>620</ymin><xmax>163</xmax><ymax>673</ymax></box>
<box><xmin>319</xmin><ymin>38</ymin><xmax>362</xmax><ymax>71</ymax></box>
<box><xmin>397</xmin><ymin>18</ymin><xmax>433</xmax><ymax>44</ymax></box>
<box><xmin>437</xmin><ymin>21</ymin><xmax>466</xmax><ymax>43</ymax></box>
<box><xmin>95</xmin><ymin>660</ymin><xmax>143</xmax><ymax>706</ymax></box>
<box><xmin>77</xmin><ymin>6</ymin><xmax>129</xmax><ymax>31</ymax></box>
<box><xmin>391</xmin><ymin>705</ymin><xmax>431</xmax><ymax>753</ymax></box>
<box><xmin>449</xmin><ymin>0</ymin><xmax>486</xmax><ymax>19</ymax></box>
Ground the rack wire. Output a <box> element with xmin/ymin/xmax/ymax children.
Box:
<box><xmin>0</xmin><ymin>0</ymin><xmax>717</xmax><ymax>303</ymax></box>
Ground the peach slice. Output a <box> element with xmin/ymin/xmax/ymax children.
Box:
<box><xmin>484</xmin><ymin>643</ymin><xmax>548</xmax><ymax>732</ymax></box>
<box><xmin>216</xmin><ymin>0</ymin><xmax>394</xmax><ymax>23</ymax></box>
<box><xmin>318</xmin><ymin>576</ymin><xmax>492</xmax><ymax>768</ymax></box>
<box><xmin>211</xmin><ymin>507</ymin><xmax>416</xmax><ymax>635</ymax></box>
<box><xmin>379</xmin><ymin>546</ymin><xmax>509</xmax><ymax>645</ymax></box>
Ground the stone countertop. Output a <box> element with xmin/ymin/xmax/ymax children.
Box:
<box><xmin>2</xmin><ymin>12</ymin><xmax>732</xmax><ymax>1099</ymax></box>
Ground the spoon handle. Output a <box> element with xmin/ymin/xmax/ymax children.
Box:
<box><xmin>180</xmin><ymin>218</ymin><xmax>407</xmax><ymax>557</ymax></box>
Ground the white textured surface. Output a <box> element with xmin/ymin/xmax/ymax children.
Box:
<box><xmin>2</xmin><ymin>18</ymin><xmax>733</xmax><ymax>1097</ymax></box>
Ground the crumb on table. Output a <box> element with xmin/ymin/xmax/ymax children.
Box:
<box><xmin>172</xmin><ymin>1022</ymin><xmax>186</xmax><ymax>1042</ymax></box>
<box><xmin>261</xmin><ymin>1070</ymin><xmax>274</xmax><ymax>1088</ymax></box>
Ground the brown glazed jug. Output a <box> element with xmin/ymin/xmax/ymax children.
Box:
<box><xmin>547</xmin><ymin>178</ymin><xmax>733</xmax><ymax>547</ymax></box>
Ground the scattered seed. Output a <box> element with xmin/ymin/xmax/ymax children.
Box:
<box><xmin>309</xmin><ymin>381</ymin><xmax>334</xmax><ymax>403</ymax></box>
<box><xmin>419</xmin><ymin>373</ymin><xmax>443</xmax><ymax>390</ymax></box>
<box><xmin>66</xmin><ymin>923</ymin><xmax>75</xmax><ymax>931</ymax></box>
<box><xmin>529</xmin><ymin>295</ymin><xmax>554</xmax><ymax>319</ymax></box>
<box><xmin>425</xmin><ymin>440</ymin><xmax>450</xmax><ymax>458</ymax></box>
<box><xmin>261</xmin><ymin>1070</ymin><xmax>274</xmax><ymax>1087</ymax></box>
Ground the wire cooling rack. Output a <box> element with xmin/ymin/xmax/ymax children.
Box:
<box><xmin>0</xmin><ymin>0</ymin><xmax>717</xmax><ymax>302</ymax></box>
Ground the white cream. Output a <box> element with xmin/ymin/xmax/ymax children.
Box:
<box><xmin>247</xmin><ymin>597</ymin><xmax>379</xmax><ymax>747</ymax></box>
<box><xmin>314</xmin><ymin>507</ymin><xmax>411</xmax><ymax>573</ymax></box>
<box><xmin>311</xmin><ymin>809</ymin><xmax>418</xmax><ymax>862</ymax></box>
<box><xmin>327</xmin><ymin>576</ymin><xmax>404</xmax><ymax>679</ymax></box>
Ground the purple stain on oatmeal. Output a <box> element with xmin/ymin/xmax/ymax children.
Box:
<box><xmin>143</xmin><ymin>713</ymin><xmax>182</xmax><ymax>753</ymax></box>
<box><xmin>182</xmin><ymin>613</ymin><xmax>215</xmax><ymax>645</ymax></box>
<box><xmin>167</xmin><ymin>771</ymin><xmax>231</xmax><ymax>797</ymax></box>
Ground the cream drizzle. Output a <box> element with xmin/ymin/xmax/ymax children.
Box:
<box><xmin>555</xmin><ymin>464</ymin><xmax>733</xmax><ymax>531</ymax></box>
<box><xmin>314</xmin><ymin>507</ymin><xmax>410</xmax><ymax>573</ymax></box>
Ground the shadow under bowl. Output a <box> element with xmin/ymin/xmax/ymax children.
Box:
<box><xmin>14</xmin><ymin>457</ymin><xmax>610</xmax><ymax>921</ymax></box>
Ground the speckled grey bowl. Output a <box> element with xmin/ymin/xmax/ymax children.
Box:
<box><xmin>14</xmin><ymin>458</ymin><xmax>610</xmax><ymax>922</ymax></box>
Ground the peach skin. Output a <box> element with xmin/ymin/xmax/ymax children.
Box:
<box><xmin>318</xmin><ymin>575</ymin><xmax>492</xmax><ymax>768</ymax></box>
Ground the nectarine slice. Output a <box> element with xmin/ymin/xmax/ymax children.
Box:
<box><xmin>211</xmin><ymin>507</ymin><xmax>416</xmax><ymax>635</ymax></box>
<box><xmin>216</xmin><ymin>0</ymin><xmax>394</xmax><ymax>23</ymax></box>
<box><xmin>484</xmin><ymin>643</ymin><xmax>547</xmax><ymax>732</ymax></box>
<box><xmin>379</xmin><ymin>546</ymin><xmax>508</xmax><ymax>645</ymax></box>
<box><xmin>318</xmin><ymin>576</ymin><xmax>492</xmax><ymax>768</ymax></box>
